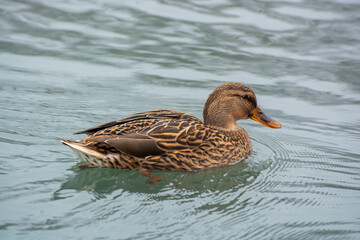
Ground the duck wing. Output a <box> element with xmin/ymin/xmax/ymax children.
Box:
<box><xmin>82</xmin><ymin>119</ymin><xmax>205</xmax><ymax>158</ymax></box>
<box><xmin>82</xmin><ymin>133</ymin><xmax>166</xmax><ymax>158</ymax></box>
<box><xmin>74</xmin><ymin>110</ymin><xmax>202</xmax><ymax>135</ymax></box>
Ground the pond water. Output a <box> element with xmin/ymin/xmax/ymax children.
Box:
<box><xmin>1</xmin><ymin>0</ymin><xmax>360</xmax><ymax>239</ymax></box>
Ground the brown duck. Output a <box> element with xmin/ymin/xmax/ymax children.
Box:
<box><xmin>62</xmin><ymin>82</ymin><xmax>281</xmax><ymax>176</ymax></box>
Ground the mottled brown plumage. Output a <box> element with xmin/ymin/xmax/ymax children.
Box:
<box><xmin>62</xmin><ymin>82</ymin><xmax>281</xmax><ymax>172</ymax></box>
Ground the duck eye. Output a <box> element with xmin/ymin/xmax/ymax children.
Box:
<box><xmin>231</xmin><ymin>94</ymin><xmax>257</xmax><ymax>107</ymax></box>
<box><xmin>242</xmin><ymin>95</ymin><xmax>251</xmax><ymax>102</ymax></box>
<box><xmin>231</xmin><ymin>94</ymin><xmax>249</xmax><ymax>100</ymax></box>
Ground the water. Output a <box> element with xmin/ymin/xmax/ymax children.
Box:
<box><xmin>1</xmin><ymin>0</ymin><xmax>360</xmax><ymax>239</ymax></box>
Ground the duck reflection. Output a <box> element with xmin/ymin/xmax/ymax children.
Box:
<box><xmin>55</xmin><ymin>160</ymin><xmax>261</xmax><ymax>198</ymax></box>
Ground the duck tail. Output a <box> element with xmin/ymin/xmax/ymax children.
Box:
<box><xmin>61</xmin><ymin>140</ymin><xmax>106</xmax><ymax>166</ymax></box>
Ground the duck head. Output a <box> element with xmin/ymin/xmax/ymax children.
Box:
<box><xmin>203</xmin><ymin>82</ymin><xmax>282</xmax><ymax>130</ymax></box>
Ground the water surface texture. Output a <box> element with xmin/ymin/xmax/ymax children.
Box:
<box><xmin>1</xmin><ymin>0</ymin><xmax>360</xmax><ymax>239</ymax></box>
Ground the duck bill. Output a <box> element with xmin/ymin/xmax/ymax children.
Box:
<box><xmin>250</xmin><ymin>108</ymin><xmax>282</xmax><ymax>129</ymax></box>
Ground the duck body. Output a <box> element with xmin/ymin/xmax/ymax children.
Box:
<box><xmin>62</xmin><ymin>82</ymin><xmax>281</xmax><ymax>172</ymax></box>
<box><xmin>63</xmin><ymin>110</ymin><xmax>251</xmax><ymax>171</ymax></box>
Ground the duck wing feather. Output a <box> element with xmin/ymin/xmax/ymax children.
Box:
<box><xmin>82</xmin><ymin>118</ymin><xmax>206</xmax><ymax>158</ymax></box>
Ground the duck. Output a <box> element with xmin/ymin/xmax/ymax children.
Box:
<box><xmin>62</xmin><ymin>82</ymin><xmax>281</xmax><ymax>180</ymax></box>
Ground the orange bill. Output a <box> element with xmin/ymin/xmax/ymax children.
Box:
<box><xmin>250</xmin><ymin>108</ymin><xmax>282</xmax><ymax>129</ymax></box>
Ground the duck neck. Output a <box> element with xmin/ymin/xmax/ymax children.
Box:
<box><xmin>203</xmin><ymin>104</ymin><xmax>239</xmax><ymax>130</ymax></box>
